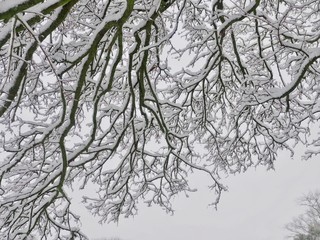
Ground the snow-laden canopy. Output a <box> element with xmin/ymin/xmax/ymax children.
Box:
<box><xmin>0</xmin><ymin>0</ymin><xmax>320</xmax><ymax>239</ymax></box>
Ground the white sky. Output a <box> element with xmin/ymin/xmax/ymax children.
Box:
<box><xmin>70</xmin><ymin>143</ymin><xmax>320</xmax><ymax>240</ymax></box>
<box><xmin>1</xmin><ymin>2</ymin><xmax>319</xmax><ymax>240</ymax></box>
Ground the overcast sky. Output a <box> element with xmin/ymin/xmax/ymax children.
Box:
<box><xmin>69</xmin><ymin>142</ymin><xmax>320</xmax><ymax>240</ymax></box>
